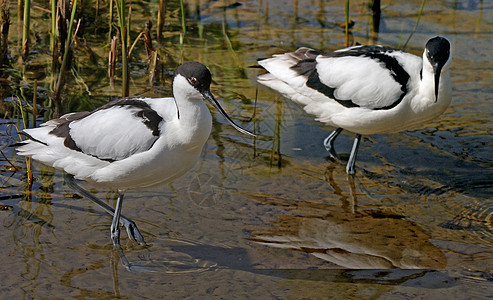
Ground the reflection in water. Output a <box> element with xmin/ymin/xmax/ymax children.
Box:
<box><xmin>3</xmin><ymin>183</ymin><xmax>56</xmax><ymax>294</ymax></box>
<box><xmin>324</xmin><ymin>166</ymin><xmax>358</xmax><ymax>213</ymax></box>
<box><xmin>245</xmin><ymin>163</ymin><xmax>446</xmax><ymax>269</ymax></box>
<box><xmin>274</xmin><ymin>268</ymin><xmax>460</xmax><ymax>299</ymax></box>
<box><xmin>60</xmin><ymin>259</ymin><xmax>117</xmax><ymax>299</ymax></box>
<box><xmin>250</xmin><ymin>211</ymin><xmax>446</xmax><ymax>269</ymax></box>
<box><xmin>248</xmin><ymin>195</ymin><xmax>446</xmax><ymax>269</ymax></box>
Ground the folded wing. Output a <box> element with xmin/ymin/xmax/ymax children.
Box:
<box><xmin>258</xmin><ymin>46</ymin><xmax>417</xmax><ymax>111</ymax></box>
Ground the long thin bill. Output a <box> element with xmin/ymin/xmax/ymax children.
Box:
<box><xmin>433</xmin><ymin>64</ymin><xmax>442</xmax><ymax>102</ymax></box>
<box><xmin>202</xmin><ymin>91</ymin><xmax>256</xmax><ymax>137</ymax></box>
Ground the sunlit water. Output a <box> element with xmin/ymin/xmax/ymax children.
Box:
<box><xmin>1</xmin><ymin>0</ymin><xmax>492</xmax><ymax>298</ymax></box>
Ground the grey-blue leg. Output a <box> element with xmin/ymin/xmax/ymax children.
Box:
<box><xmin>323</xmin><ymin>128</ymin><xmax>343</xmax><ymax>159</ymax></box>
<box><xmin>64</xmin><ymin>174</ymin><xmax>146</xmax><ymax>245</ymax></box>
<box><xmin>346</xmin><ymin>134</ymin><xmax>362</xmax><ymax>175</ymax></box>
<box><xmin>111</xmin><ymin>192</ymin><xmax>124</xmax><ymax>247</ymax></box>
<box><xmin>109</xmin><ymin>192</ymin><xmax>151</xmax><ymax>272</ymax></box>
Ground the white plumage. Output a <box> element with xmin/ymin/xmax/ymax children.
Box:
<box><xmin>17</xmin><ymin>62</ymin><xmax>253</xmax><ymax>250</ymax></box>
<box><xmin>258</xmin><ymin>36</ymin><xmax>452</xmax><ymax>174</ymax></box>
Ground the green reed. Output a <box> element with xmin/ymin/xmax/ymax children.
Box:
<box><xmin>16</xmin><ymin>86</ymin><xmax>35</xmax><ymax>186</ymax></box>
<box><xmin>50</xmin><ymin>0</ymin><xmax>56</xmax><ymax>53</ymax></box>
<box><xmin>179</xmin><ymin>0</ymin><xmax>186</xmax><ymax>49</ymax></box>
<box><xmin>11</xmin><ymin>93</ymin><xmax>34</xmax><ymax>186</ymax></box>
<box><xmin>15</xmin><ymin>97</ymin><xmax>28</xmax><ymax>130</ymax></box>
<box><xmin>402</xmin><ymin>0</ymin><xmax>426</xmax><ymax>48</ymax></box>
<box><xmin>116</xmin><ymin>0</ymin><xmax>129</xmax><ymax>97</ymax></box>
<box><xmin>180</xmin><ymin>0</ymin><xmax>186</xmax><ymax>35</ymax></box>
<box><xmin>22</xmin><ymin>0</ymin><xmax>30</xmax><ymax>57</ymax></box>
<box><xmin>222</xmin><ymin>21</ymin><xmax>245</xmax><ymax>77</ymax></box>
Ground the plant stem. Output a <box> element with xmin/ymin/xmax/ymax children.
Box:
<box><xmin>108</xmin><ymin>35</ymin><xmax>117</xmax><ymax>83</ymax></box>
<box><xmin>53</xmin><ymin>0</ymin><xmax>78</xmax><ymax>116</ymax></box>
<box><xmin>179</xmin><ymin>0</ymin><xmax>186</xmax><ymax>35</ymax></box>
<box><xmin>271</xmin><ymin>96</ymin><xmax>283</xmax><ymax>169</ymax></box>
<box><xmin>22</xmin><ymin>0</ymin><xmax>30</xmax><ymax>57</ymax></box>
<box><xmin>32</xmin><ymin>80</ymin><xmax>37</xmax><ymax>127</ymax></box>
<box><xmin>0</xmin><ymin>0</ymin><xmax>9</xmax><ymax>65</ymax></box>
<box><xmin>222</xmin><ymin>20</ymin><xmax>244</xmax><ymax>77</ymax></box>
<box><xmin>157</xmin><ymin>0</ymin><xmax>166</xmax><ymax>40</ymax></box>
<box><xmin>109</xmin><ymin>0</ymin><xmax>113</xmax><ymax>40</ymax></box>
<box><xmin>402</xmin><ymin>0</ymin><xmax>426</xmax><ymax>48</ymax></box>
<box><xmin>16</xmin><ymin>96</ymin><xmax>28</xmax><ymax>129</ymax></box>
<box><xmin>116</xmin><ymin>0</ymin><xmax>129</xmax><ymax>97</ymax></box>
<box><xmin>50</xmin><ymin>0</ymin><xmax>56</xmax><ymax>53</ymax></box>
<box><xmin>345</xmin><ymin>0</ymin><xmax>349</xmax><ymax>47</ymax></box>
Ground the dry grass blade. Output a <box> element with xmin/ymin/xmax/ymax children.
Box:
<box><xmin>143</xmin><ymin>21</ymin><xmax>160</xmax><ymax>85</ymax></box>
<box><xmin>0</xmin><ymin>149</ymin><xmax>19</xmax><ymax>171</ymax></box>
<box><xmin>156</xmin><ymin>0</ymin><xmax>166</xmax><ymax>40</ymax></box>
<box><xmin>108</xmin><ymin>35</ymin><xmax>117</xmax><ymax>80</ymax></box>
<box><xmin>53</xmin><ymin>0</ymin><xmax>78</xmax><ymax>116</ymax></box>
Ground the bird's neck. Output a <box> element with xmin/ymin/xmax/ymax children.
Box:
<box><xmin>172</xmin><ymin>82</ymin><xmax>203</xmax><ymax>115</ymax></box>
<box><xmin>418</xmin><ymin>64</ymin><xmax>450</xmax><ymax>101</ymax></box>
<box><xmin>412</xmin><ymin>65</ymin><xmax>451</xmax><ymax>118</ymax></box>
<box><xmin>172</xmin><ymin>89</ymin><xmax>212</xmax><ymax>148</ymax></box>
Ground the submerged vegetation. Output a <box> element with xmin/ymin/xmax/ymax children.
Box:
<box><xmin>2</xmin><ymin>0</ymin><xmax>181</xmax><ymax>123</ymax></box>
<box><xmin>1</xmin><ymin>0</ymin><xmax>389</xmax><ymax>124</ymax></box>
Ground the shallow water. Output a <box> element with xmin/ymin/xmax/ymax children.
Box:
<box><xmin>1</xmin><ymin>0</ymin><xmax>492</xmax><ymax>298</ymax></box>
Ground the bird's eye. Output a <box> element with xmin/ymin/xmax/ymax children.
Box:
<box><xmin>189</xmin><ymin>77</ymin><xmax>197</xmax><ymax>85</ymax></box>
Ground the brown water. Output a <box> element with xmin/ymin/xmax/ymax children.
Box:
<box><xmin>1</xmin><ymin>0</ymin><xmax>492</xmax><ymax>298</ymax></box>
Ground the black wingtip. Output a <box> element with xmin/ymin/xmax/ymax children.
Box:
<box><xmin>9</xmin><ymin>141</ymin><xmax>27</xmax><ymax>148</ymax></box>
<box><xmin>249</xmin><ymin>58</ymin><xmax>269</xmax><ymax>69</ymax></box>
<box><xmin>15</xmin><ymin>131</ymin><xmax>48</xmax><ymax>146</ymax></box>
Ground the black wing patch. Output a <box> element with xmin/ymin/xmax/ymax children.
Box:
<box><xmin>291</xmin><ymin>46</ymin><xmax>410</xmax><ymax>110</ymax></box>
<box><xmin>49</xmin><ymin>111</ymin><xmax>91</xmax><ymax>152</ymax></box>
<box><xmin>49</xmin><ymin>99</ymin><xmax>163</xmax><ymax>161</ymax></box>
<box><xmin>101</xmin><ymin>99</ymin><xmax>163</xmax><ymax>136</ymax></box>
